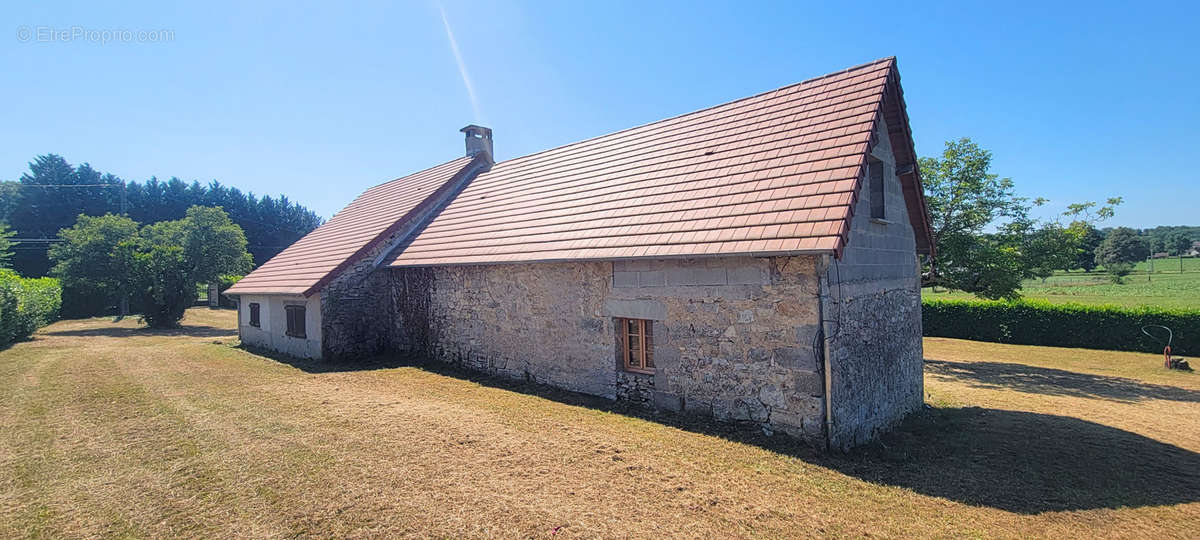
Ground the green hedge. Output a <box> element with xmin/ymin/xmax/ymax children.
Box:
<box><xmin>923</xmin><ymin>298</ymin><xmax>1200</xmax><ymax>355</ymax></box>
<box><xmin>0</xmin><ymin>269</ymin><xmax>62</xmax><ymax>347</ymax></box>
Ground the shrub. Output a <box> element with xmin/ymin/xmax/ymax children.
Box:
<box><xmin>923</xmin><ymin>298</ymin><xmax>1200</xmax><ymax>356</ymax></box>
<box><xmin>213</xmin><ymin>274</ymin><xmax>243</xmax><ymax>308</ymax></box>
<box><xmin>0</xmin><ymin>269</ymin><xmax>62</xmax><ymax>347</ymax></box>
<box><xmin>134</xmin><ymin>244</ymin><xmax>195</xmax><ymax>328</ymax></box>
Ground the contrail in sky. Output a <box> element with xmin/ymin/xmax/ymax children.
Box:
<box><xmin>437</xmin><ymin>3</ymin><xmax>484</xmax><ymax>124</ymax></box>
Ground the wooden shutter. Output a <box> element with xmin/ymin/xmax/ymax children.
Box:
<box><xmin>286</xmin><ymin>305</ymin><xmax>306</xmax><ymax>338</ymax></box>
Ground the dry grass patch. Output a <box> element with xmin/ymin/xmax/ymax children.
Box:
<box><xmin>0</xmin><ymin>310</ymin><xmax>1197</xmax><ymax>538</ymax></box>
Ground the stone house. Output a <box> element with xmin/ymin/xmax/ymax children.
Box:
<box><xmin>226</xmin><ymin>57</ymin><xmax>935</xmax><ymax>450</ymax></box>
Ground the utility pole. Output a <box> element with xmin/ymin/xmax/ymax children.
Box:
<box><xmin>119</xmin><ymin>180</ymin><xmax>129</xmax><ymax>318</ymax></box>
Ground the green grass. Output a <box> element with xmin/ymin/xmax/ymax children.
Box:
<box><xmin>1</xmin><ymin>309</ymin><xmax>1198</xmax><ymax>537</ymax></box>
<box><xmin>926</xmin><ymin>257</ymin><xmax>1200</xmax><ymax>309</ymax></box>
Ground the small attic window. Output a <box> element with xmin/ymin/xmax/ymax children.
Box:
<box><xmin>868</xmin><ymin>158</ymin><xmax>886</xmax><ymax>220</ymax></box>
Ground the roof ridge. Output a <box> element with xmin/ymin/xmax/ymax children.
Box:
<box><xmin>360</xmin><ymin>155</ymin><xmax>471</xmax><ymax>193</ymax></box>
<box><xmin>490</xmin><ymin>57</ymin><xmax>895</xmax><ymax>167</ymax></box>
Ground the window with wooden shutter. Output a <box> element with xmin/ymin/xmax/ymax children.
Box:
<box><xmin>248</xmin><ymin>303</ymin><xmax>260</xmax><ymax>327</ymax></box>
<box><xmin>617</xmin><ymin>317</ymin><xmax>654</xmax><ymax>373</ymax></box>
<box><xmin>285</xmin><ymin>305</ymin><xmax>306</xmax><ymax>338</ymax></box>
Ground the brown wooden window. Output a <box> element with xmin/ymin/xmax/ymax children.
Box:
<box><xmin>248</xmin><ymin>302</ymin><xmax>261</xmax><ymax>327</ymax></box>
<box><xmin>285</xmin><ymin>305</ymin><xmax>306</xmax><ymax>338</ymax></box>
<box><xmin>617</xmin><ymin>318</ymin><xmax>654</xmax><ymax>373</ymax></box>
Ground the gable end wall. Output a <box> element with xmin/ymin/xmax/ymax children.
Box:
<box><xmin>320</xmin><ymin>159</ymin><xmax>486</xmax><ymax>359</ymax></box>
<box><xmin>825</xmin><ymin>115</ymin><xmax>924</xmax><ymax>450</ymax></box>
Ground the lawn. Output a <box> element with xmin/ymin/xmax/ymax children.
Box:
<box><xmin>1</xmin><ymin>309</ymin><xmax>1197</xmax><ymax>537</ymax></box>
<box><xmin>924</xmin><ymin>257</ymin><xmax>1200</xmax><ymax>309</ymax></box>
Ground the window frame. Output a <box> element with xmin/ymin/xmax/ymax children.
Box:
<box><xmin>284</xmin><ymin>304</ymin><xmax>306</xmax><ymax>338</ymax></box>
<box><xmin>616</xmin><ymin>317</ymin><xmax>655</xmax><ymax>374</ymax></box>
<box><xmin>248</xmin><ymin>302</ymin><xmax>261</xmax><ymax>328</ymax></box>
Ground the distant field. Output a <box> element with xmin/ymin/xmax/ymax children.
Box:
<box><xmin>925</xmin><ymin>257</ymin><xmax>1200</xmax><ymax>309</ymax></box>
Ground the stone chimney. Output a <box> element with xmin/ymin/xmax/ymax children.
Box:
<box><xmin>460</xmin><ymin>125</ymin><xmax>493</xmax><ymax>163</ymax></box>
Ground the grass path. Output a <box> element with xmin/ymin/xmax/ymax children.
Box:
<box><xmin>1</xmin><ymin>310</ymin><xmax>1197</xmax><ymax>537</ymax></box>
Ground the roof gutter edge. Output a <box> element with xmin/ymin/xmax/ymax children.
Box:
<box><xmin>384</xmin><ymin>248</ymin><xmax>835</xmax><ymax>269</ymax></box>
<box><xmin>221</xmin><ymin>290</ymin><xmax>310</xmax><ymax>297</ymax></box>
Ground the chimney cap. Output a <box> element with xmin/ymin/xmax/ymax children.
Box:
<box><xmin>460</xmin><ymin>124</ymin><xmax>494</xmax><ymax>162</ymax></box>
<box><xmin>460</xmin><ymin>124</ymin><xmax>492</xmax><ymax>136</ymax></box>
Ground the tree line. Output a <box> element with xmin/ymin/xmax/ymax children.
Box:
<box><xmin>2</xmin><ymin>154</ymin><xmax>323</xmax><ymax>277</ymax></box>
<box><xmin>1138</xmin><ymin>226</ymin><xmax>1198</xmax><ymax>256</ymax></box>
<box><xmin>0</xmin><ymin>154</ymin><xmax>323</xmax><ymax>317</ymax></box>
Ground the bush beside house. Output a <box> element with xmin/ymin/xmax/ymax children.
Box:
<box><xmin>0</xmin><ymin>269</ymin><xmax>62</xmax><ymax>346</ymax></box>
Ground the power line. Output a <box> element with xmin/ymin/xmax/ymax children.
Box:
<box><xmin>9</xmin><ymin>183</ymin><xmax>122</xmax><ymax>187</ymax></box>
<box><xmin>9</xmin><ymin>181</ymin><xmax>127</xmax><ymax>214</ymax></box>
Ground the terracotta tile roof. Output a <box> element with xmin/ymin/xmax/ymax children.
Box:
<box><xmin>386</xmin><ymin>57</ymin><xmax>931</xmax><ymax>267</ymax></box>
<box><xmin>226</xmin><ymin>156</ymin><xmax>476</xmax><ymax>296</ymax></box>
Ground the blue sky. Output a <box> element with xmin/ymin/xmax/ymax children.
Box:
<box><xmin>2</xmin><ymin>1</ymin><xmax>1196</xmax><ymax>226</ymax></box>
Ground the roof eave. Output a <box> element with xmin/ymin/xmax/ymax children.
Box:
<box><xmin>224</xmin><ymin>289</ymin><xmax>313</xmax><ymax>297</ymax></box>
<box><xmin>385</xmin><ymin>249</ymin><xmax>836</xmax><ymax>269</ymax></box>
<box><xmin>881</xmin><ymin>59</ymin><xmax>936</xmax><ymax>257</ymax></box>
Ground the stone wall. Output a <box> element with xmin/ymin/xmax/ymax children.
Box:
<box><xmin>393</xmin><ymin>262</ymin><xmax>617</xmax><ymax>397</ymax></box>
<box><xmin>390</xmin><ymin>255</ymin><xmax>830</xmax><ymax>445</ymax></box>
<box><xmin>320</xmin><ymin>156</ymin><xmax>486</xmax><ymax>360</ymax></box>
<box><xmin>614</xmin><ymin>371</ymin><xmax>654</xmax><ymax>406</ymax></box>
<box><xmin>825</xmin><ymin>115</ymin><xmax>924</xmax><ymax>450</ymax></box>
<box><xmin>320</xmin><ymin>252</ymin><xmax>393</xmax><ymax>359</ymax></box>
<box><xmin>608</xmin><ymin>256</ymin><xmax>826</xmax><ymax>441</ymax></box>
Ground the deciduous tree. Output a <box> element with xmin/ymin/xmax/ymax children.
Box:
<box><xmin>1166</xmin><ymin>231</ymin><xmax>1192</xmax><ymax>256</ymax></box>
<box><xmin>920</xmin><ymin>138</ymin><xmax>1027</xmax><ymax>298</ymax></box>
<box><xmin>1068</xmin><ymin>223</ymin><xmax>1105</xmax><ymax>272</ymax></box>
<box><xmin>132</xmin><ymin>207</ymin><xmax>252</xmax><ymax>328</ymax></box>
<box><xmin>1094</xmin><ymin>227</ymin><xmax>1149</xmax><ymax>283</ymax></box>
<box><xmin>47</xmin><ymin>214</ymin><xmax>140</xmax><ymax>313</ymax></box>
<box><xmin>921</xmin><ymin>138</ymin><xmax>1122</xmax><ymax>297</ymax></box>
